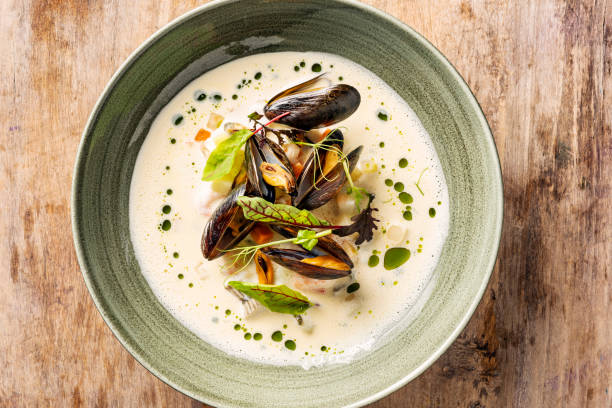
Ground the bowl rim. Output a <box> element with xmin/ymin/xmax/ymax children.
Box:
<box><xmin>71</xmin><ymin>0</ymin><xmax>503</xmax><ymax>406</ymax></box>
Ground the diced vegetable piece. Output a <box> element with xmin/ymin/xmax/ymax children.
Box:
<box><xmin>207</xmin><ymin>112</ymin><xmax>224</xmax><ymax>130</ymax></box>
<box><xmin>250</xmin><ymin>223</ymin><xmax>274</xmax><ymax>245</ymax></box>
<box><xmin>195</xmin><ymin>128</ymin><xmax>211</xmax><ymax>142</ymax></box>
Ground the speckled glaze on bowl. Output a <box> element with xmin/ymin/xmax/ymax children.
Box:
<box><xmin>71</xmin><ymin>0</ymin><xmax>503</xmax><ymax>406</ymax></box>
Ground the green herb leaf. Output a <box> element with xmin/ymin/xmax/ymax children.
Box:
<box><xmin>227</xmin><ymin>281</ymin><xmax>313</xmax><ymax>315</ymax></box>
<box><xmin>294</xmin><ymin>229</ymin><xmax>319</xmax><ymax>250</ymax></box>
<box><xmin>248</xmin><ymin>111</ymin><xmax>263</xmax><ymax>121</ymax></box>
<box><xmin>236</xmin><ymin>196</ymin><xmax>330</xmax><ymax>228</ymax></box>
<box><xmin>202</xmin><ymin>129</ymin><xmax>252</xmax><ymax>181</ymax></box>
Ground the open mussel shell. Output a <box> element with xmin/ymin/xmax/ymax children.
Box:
<box><xmin>260</xmin><ymin>247</ymin><xmax>351</xmax><ymax>280</ymax></box>
<box><xmin>293</xmin><ymin>143</ymin><xmax>363</xmax><ymax>210</ymax></box>
<box><xmin>270</xmin><ymin>225</ymin><xmax>354</xmax><ymax>268</ymax></box>
<box><xmin>246</xmin><ymin>131</ymin><xmax>296</xmax><ymax>196</ymax></box>
<box><xmin>201</xmin><ymin>183</ymin><xmax>254</xmax><ymax>260</ymax></box>
<box><xmin>264</xmin><ymin>75</ymin><xmax>360</xmax><ymax>131</ymax></box>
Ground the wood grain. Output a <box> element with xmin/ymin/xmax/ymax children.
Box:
<box><xmin>1</xmin><ymin>0</ymin><xmax>610</xmax><ymax>406</ymax></box>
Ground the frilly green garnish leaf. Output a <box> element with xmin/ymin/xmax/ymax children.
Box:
<box><xmin>236</xmin><ymin>196</ymin><xmax>330</xmax><ymax>228</ymax></box>
<box><xmin>227</xmin><ymin>281</ymin><xmax>313</xmax><ymax>315</ymax></box>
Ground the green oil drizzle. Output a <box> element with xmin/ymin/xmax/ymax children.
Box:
<box><xmin>383</xmin><ymin>248</ymin><xmax>411</xmax><ymax>270</ymax></box>
<box><xmin>347</xmin><ymin>282</ymin><xmax>360</xmax><ymax>293</ymax></box>
<box><xmin>368</xmin><ymin>255</ymin><xmax>380</xmax><ymax>267</ymax></box>
<box><xmin>399</xmin><ymin>192</ymin><xmax>413</xmax><ymax>204</ymax></box>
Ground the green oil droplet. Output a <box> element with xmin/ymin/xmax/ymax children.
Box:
<box><xmin>383</xmin><ymin>248</ymin><xmax>411</xmax><ymax>270</ymax></box>
<box><xmin>321</xmin><ymin>346</ymin><xmax>327</xmax><ymax>352</ymax></box>
<box><xmin>385</xmin><ymin>179</ymin><xmax>393</xmax><ymax>186</ymax></box>
<box><xmin>162</xmin><ymin>205</ymin><xmax>171</xmax><ymax>214</ymax></box>
<box><xmin>170</xmin><ymin>138</ymin><xmax>176</xmax><ymax>144</ymax></box>
<box><xmin>294</xmin><ymin>65</ymin><xmax>300</xmax><ymax>71</ymax></box>
<box><xmin>244</xmin><ymin>333</ymin><xmax>252</xmax><ymax>340</ymax></box>
<box><xmin>379</xmin><ymin>142</ymin><xmax>385</xmax><ymax>148</ymax></box>
<box><xmin>271</xmin><ymin>331</ymin><xmax>283</xmax><ymax>342</ymax></box>
<box><xmin>399</xmin><ymin>158</ymin><xmax>408</xmax><ymax>168</ymax></box>
<box><xmin>338</xmin><ymin>76</ymin><xmax>343</xmax><ymax>81</ymax></box>
<box><xmin>188</xmin><ymin>283</ymin><xmax>193</xmax><ymax>288</ymax></box>
<box><xmin>166</xmin><ymin>189</ymin><xmax>173</xmax><ymax>195</ymax></box>
<box><xmin>213</xmin><ymin>93</ymin><xmax>222</xmax><ymax>101</ymax></box>
<box><xmin>253</xmin><ymin>333</ymin><xmax>263</xmax><ymax>341</ymax></box>
<box><xmin>285</xmin><ymin>340</ymin><xmax>296</xmax><ymax>350</ymax></box>
<box><xmin>347</xmin><ymin>282</ymin><xmax>360</xmax><ymax>293</ymax></box>
<box><xmin>403</xmin><ymin>211</ymin><xmax>413</xmax><ymax>221</ymax></box>
<box><xmin>225</xmin><ymin>309</ymin><xmax>231</xmax><ymax>315</ymax></box>
<box><xmin>173</xmin><ymin>252</ymin><xmax>179</xmax><ymax>258</ymax></box>
<box><xmin>254</xmin><ymin>72</ymin><xmax>262</xmax><ymax>80</ymax></box>
<box><xmin>234</xmin><ymin>324</ymin><xmax>241</xmax><ymax>331</ymax></box>
<box><xmin>399</xmin><ymin>192</ymin><xmax>413</xmax><ymax>204</ymax></box>
<box><xmin>394</xmin><ymin>182</ymin><xmax>404</xmax><ymax>192</ymax></box>
<box><xmin>377</xmin><ymin>111</ymin><xmax>388</xmax><ymax>121</ymax></box>
<box><xmin>232</xmin><ymin>94</ymin><xmax>238</xmax><ymax>100</ymax></box>
<box><xmin>177</xmin><ymin>273</ymin><xmax>184</xmax><ymax>279</ymax></box>
<box><xmin>311</xmin><ymin>63</ymin><xmax>322</xmax><ymax>72</ymax></box>
<box><xmin>173</xmin><ymin>115</ymin><xmax>183</xmax><ymax>126</ymax></box>
<box><xmin>368</xmin><ymin>255</ymin><xmax>379</xmax><ymax>267</ymax></box>
<box><xmin>161</xmin><ymin>220</ymin><xmax>171</xmax><ymax>231</ymax></box>
<box><xmin>429</xmin><ymin>208</ymin><xmax>436</xmax><ymax>218</ymax></box>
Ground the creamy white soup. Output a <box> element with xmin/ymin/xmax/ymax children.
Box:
<box><xmin>129</xmin><ymin>52</ymin><xmax>449</xmax><ymax>368</ymax></box>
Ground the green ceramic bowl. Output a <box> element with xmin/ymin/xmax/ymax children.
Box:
<box><xmin>72</xmin><ymin>0</ymin><xmax>503</xmax><ymax>406</ymax></box>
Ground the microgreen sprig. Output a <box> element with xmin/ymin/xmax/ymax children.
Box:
<box><xmin>226</xmin><ymin>229</ymin><xmax>333</xmax><ymax>271</ymax></box>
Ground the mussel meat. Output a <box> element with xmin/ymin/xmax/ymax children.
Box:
<box><xmin>293</xmin><ymin>130</ymin><xmax>363</xmax><ymax>210</ymax></box>
<box><xmin>201</xmin><ymin>183</ymin><xmax>255</xmax><ymax>260</ymax></box>
<box><xmin>264</xmin><ymin>75</ymin><xmax>361</xmax><ymax>131</ymax></box>
<box><xmin>246</xmin><ymin>131</ymin><xmax>296</xmax><ymax>196</ymax></box>
<box><xmin>254</xmin><ymin>250</ymin><xmax>274</xmax><ymax>284</ymax></box>
<box><xmin>261</xmin><ymin>226</ymin><xmax>353</xmax><ymax>280</ymax></box>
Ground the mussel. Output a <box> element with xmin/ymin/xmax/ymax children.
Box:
<box><xmin>271</xmin><ymin>225</ymin><xmax>354</xmax><ymax>268</ymax></box>
<box><xmin>264</xmin><ymin>75</ymin><xmax>361</xmax><ymax>131</ymax></box>
<box><xmin>293</xmin><ymin>130</ymin><xmax>363</xmax><ymax>210</ymax></box>
<box><xmin>261</xmin><ymin>226</ymin><xmax>353</xmax><ymax>280</ymax></box>
<box><xmin>201</xmin><ymin>183</ymin><xmax>255</xmax><ymax>260</ymax></box>
<box><xmin>246</xmin><ymin>130</ymin><xmax>296</xmax><ymax>196</ymax></box>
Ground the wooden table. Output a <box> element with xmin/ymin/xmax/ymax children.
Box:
<box><xmin>1</xmin><ymin>0</ymin><xmax>610</xmax><ymax>406</ymax></box>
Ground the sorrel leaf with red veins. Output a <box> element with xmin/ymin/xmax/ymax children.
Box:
<box><xmin>236</xmin><ymin>196</ymin><xmax>331</xmax><ymax>228</ymax></box>
<box><xmin>227</xmin><ymin>281</ymin><xmax>313</xmax><ymax>315</ymax></box>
